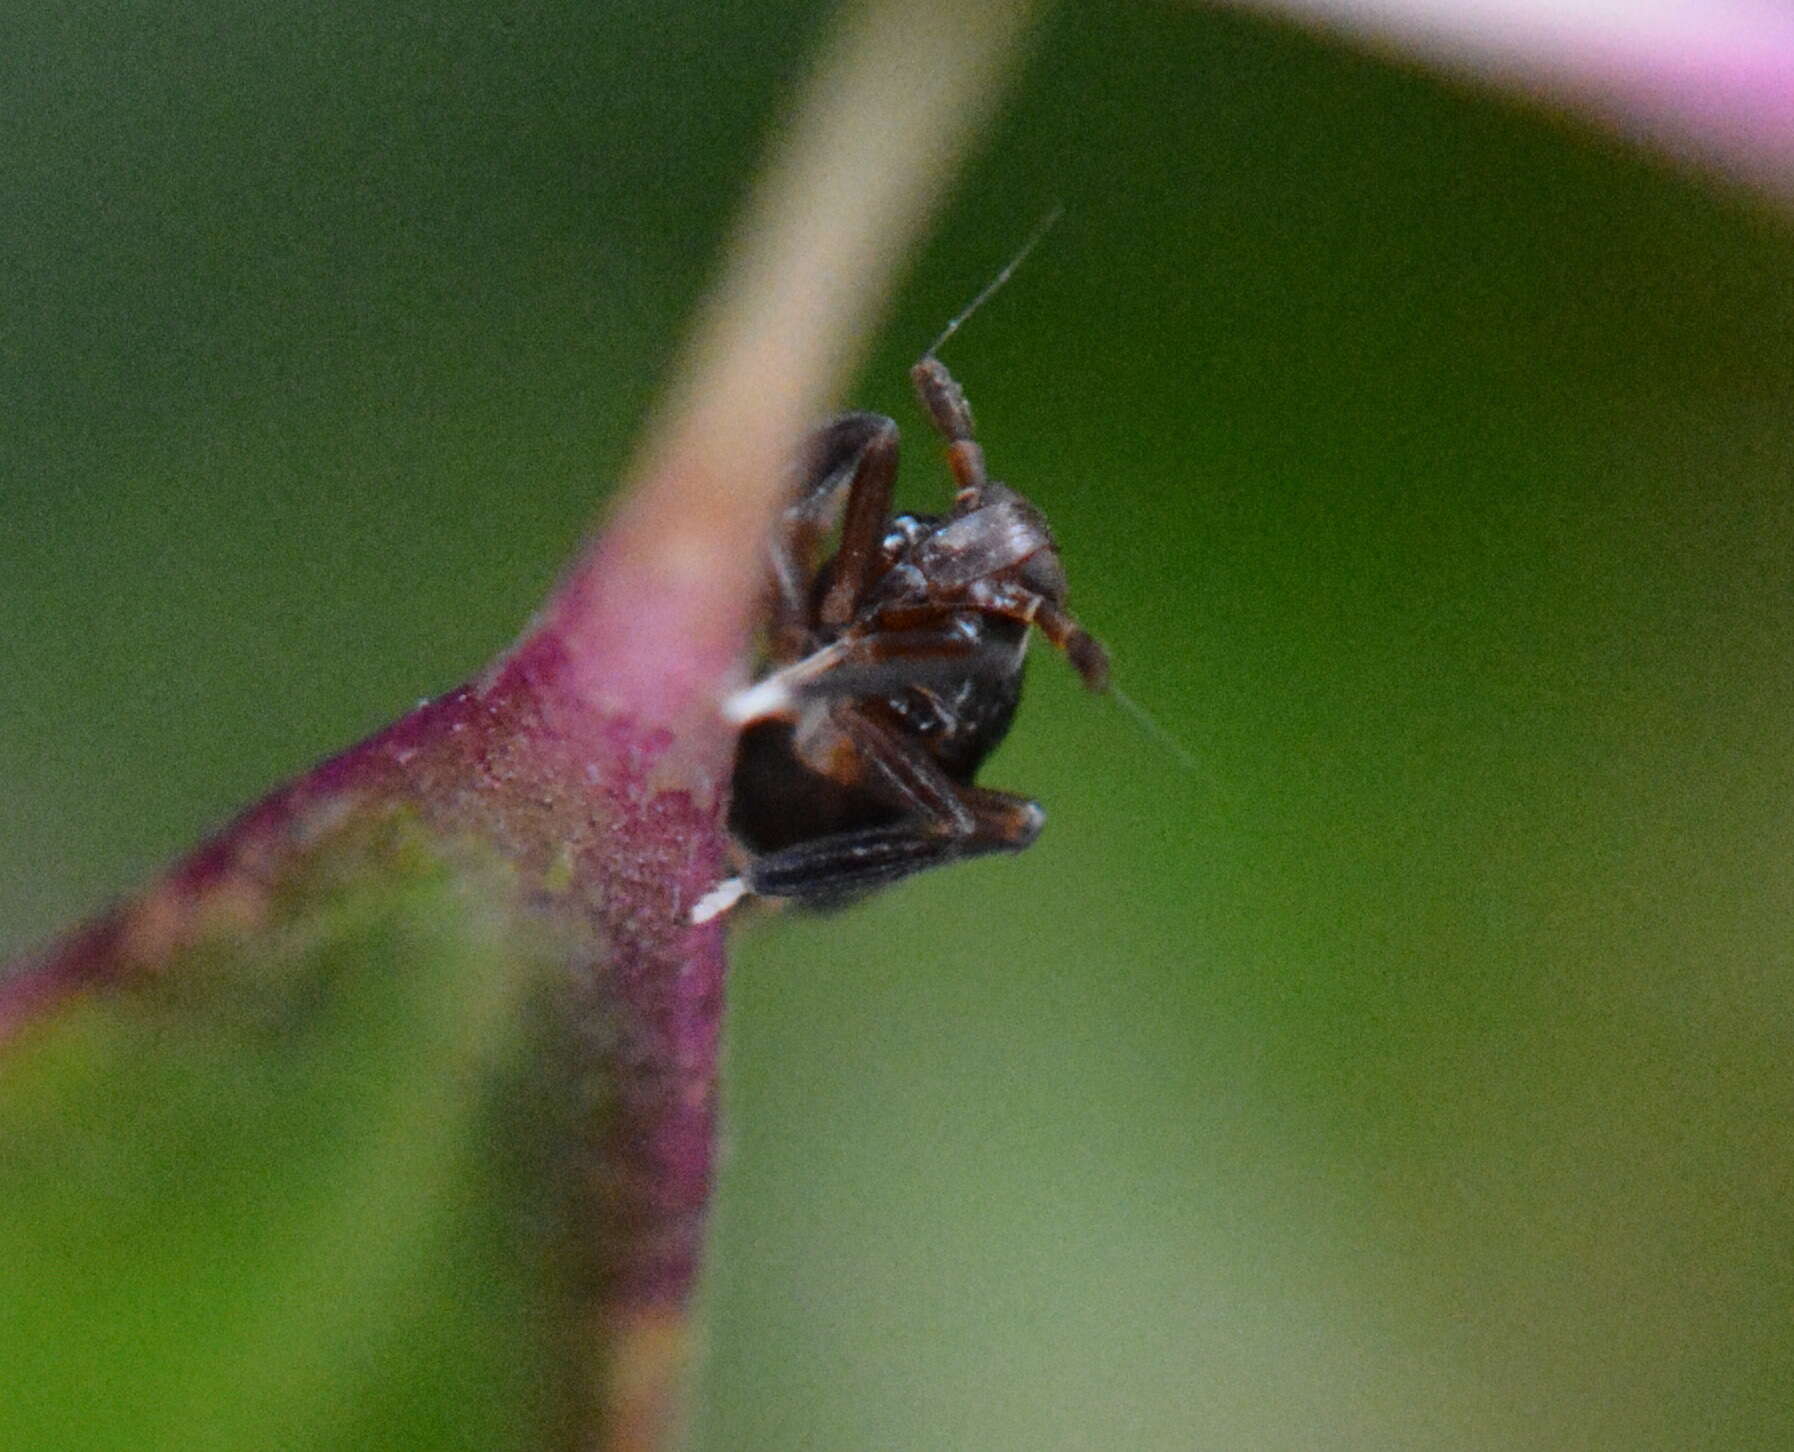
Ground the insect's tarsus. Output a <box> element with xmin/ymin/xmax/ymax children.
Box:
<box><xmin>923</xmin><ymin>204</ymin><xmax>1064</xmax><ymax>360</ymax></box>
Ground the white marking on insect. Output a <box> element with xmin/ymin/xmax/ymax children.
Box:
<box><xmin>690</xmin><ymin>876</ymin><xmax>747</xmax><ymax>924</ymax></box>
<box><xmin>721</xmin><ymin>638</ymin><xmax>852</xmax><ymax>724</ymax></box>
<box><xmin>721</xmin><ymin>676</ymin><xmax>796</xmax><ymax>725</ymax></box>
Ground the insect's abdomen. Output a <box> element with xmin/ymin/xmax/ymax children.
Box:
<box><xmin>886</xmin><ymin>614</ymin><xmax>1027</xmax><ymax>781</ymax></box>
<box><xmin>729</xmin><ymin>721</ymin><xmax>900</xmax><ymax>854</ymax></box>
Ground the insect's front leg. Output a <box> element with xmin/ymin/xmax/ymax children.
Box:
<box><xmin>768</xmin><ymin>411</ymin><xmax>898</xmax><ymax>659</ymax></box>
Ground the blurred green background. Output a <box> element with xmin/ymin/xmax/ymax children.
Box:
<box><xmin>7</xmin><ymin>2</ymin><xmax>1794</xmax><ymax>1447</ymax></box>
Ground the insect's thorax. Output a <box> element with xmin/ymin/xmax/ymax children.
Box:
<box><xmin>807</xmin><ymin>509</ymin><xmax>1030</xmax><ymax>781</ymax></box>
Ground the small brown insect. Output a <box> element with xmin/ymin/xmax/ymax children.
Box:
<box><xmin>715</xmin><ymin>352</ymin><xmax>1109</xmax><ymax>911</ymax></box>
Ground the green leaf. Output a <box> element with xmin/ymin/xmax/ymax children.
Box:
<box><xmin>0</xmin><ymin>818</ymin><xmax>571</xmax><ymax>1452</ymax></box>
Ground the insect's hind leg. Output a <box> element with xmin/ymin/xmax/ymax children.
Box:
<box><xmin>742</xmin><ymin>787</ymin><xmax>1044</xmax><ymax>905</ymax></box>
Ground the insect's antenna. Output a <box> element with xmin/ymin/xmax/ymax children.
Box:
<box><xmin>1108</xmin><ymin>680</ymin><xmax>1245</xmax><ymax>817</ymax></box>
<box><xmin>1107</xmin><ymin>681</ymin><xmax>1200</xmax><ymax>776</ymax></box>
<box><xmin>923</xmin><ymin>204</ymin><xmax>1064</xmax><ymax>360</ymax></box>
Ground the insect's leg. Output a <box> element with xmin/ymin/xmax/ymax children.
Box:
<box><xmin>958</xmin><ymin>581</ymin><xmax>1111</xmax><ymax>691</ymax></box>
<box><xmin>811</xmin><ymin>701</ymin><xmax>978</xmax><ymax>835</ymax></box>
<box><xmin>770</xmin><ymin>412</ymin><xmax>898</xmax><ymax>658</ymax></box>
<box><xmin>911</xmin><ymin>357</ymin><xmax>990</xmax><ymax>513</ymax></box>
<box><xmin>743</xmin><ymin>704</ymin><xmax>1035</xmax><ymax>902</ymax></box>
<box><xmin>723</xmin><ymin>622</ymin><xmax>993</xmax><ymax>725</ymax></box>
<box><xmin>959</xmin><ymin>784</ymin><xmax>1051</xmax><ymax>854</ymax></box>
<box><xmin>743</xmin><ymin>781</ymin><xmax>1045</xmax><ymax>903</ymax></box>
<box><xmin>819</xmin><ymin>417</ymin><xmax>899</xmax><ymax>627</ymax></box>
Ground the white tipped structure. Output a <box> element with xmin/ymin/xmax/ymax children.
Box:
<box><xmin>690</xmin><ymin>877</ymin><xmax>748</xmax><ymax>925</ymax></box>
<box><xmin>721</xmin><ymin>639</ymin><xmax>854</xmax><ymax>725</ymax></box>
<box><xmin>721</xmin><ymin>677</ymin><xmax>797</xmax><ymax>726</ymax></box>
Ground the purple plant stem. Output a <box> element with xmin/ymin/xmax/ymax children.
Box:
<box><xmin>0</xmin><ymin>509</ymin><xmax>742</xmax><ymax>1443</ymax></box>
